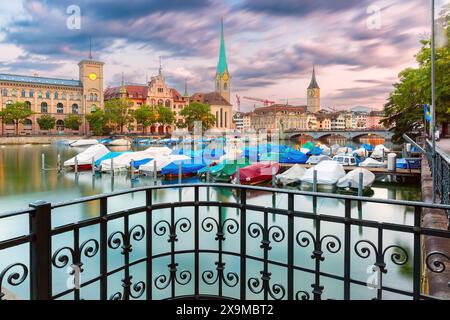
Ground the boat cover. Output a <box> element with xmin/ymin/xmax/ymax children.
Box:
<box><xmin>301</xmin><ymin>160</ymin><xmax>346</xmax><ymax>185</ymax></box>
<box><xmin>306</xmin><ymin>155</ymin><xmax>332</xmax><ymax>165</ymax></box>
<box><xmin>70</xmin><ymin>139</ymin><xmax>99</xmax><ymax>147</ymax></box>
<box><xmin>276</xmin><ymin>164</ymin><xmax>306</xmax><ymax>185</ymax></box>
<box><xmin>337</xmin><ymin>168</ymin><xmax>375</xmax><ymax>188</ymax></box>
<box><xmin>64</xmin><ymin>144</ymin><xmax>110</xmax><ymax>166</ymax></box>
<box><xmin>279</xmin><ymin>151</ymin><xmax>308</xmax><ymax>164</ymax></box>
<box><xmin>139</xmin><ymin>155</ymin><xmax>191</xmax><ymax>173</ymax></box>
<box><xmin>234</xmin><ymin>162</ymin><xmax>280</xmax><ymax>184</ymax></box>
<box><xmin>359</xmin><ymin>158</ymin><xmax>386</xmax><ymax>168</ymax></box>
<box><xmin>161</xmin><ymin>159</ymin><xmax>206</xmax><ymax>175</ymax></box>
<box><xmin>95</xmin><ymin>151</ymin><xmax>131</xmax><ymax>166</ymax></box>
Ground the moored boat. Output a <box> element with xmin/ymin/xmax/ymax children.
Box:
<box><xmin>301</xmin><ymin>160</ymin><xmax>346</xmax><ymax>185</ymax></box>
<box><xmin>210</xmin><ymin>159</ymin><xmax>252</xmax><ymax>182</ymax></box>
<box><xmin>108</xmin><ymin>138</ymin><xmax>131</xmax><ymax>146</ymax></box>
<box><xmin>233</xmin><ymin>162</ymin><xmax>280</xmax><ymax>185</ymax></box>
<box><xmin>64</xmin><ymin>144</ymin><xmax>110</xmax><ymax>170</ymax></box>
<box><xmin>70</xmin><ymin>139</ymin><xmax>99</xmax><ymax>147</ymax></box>
<box><xmin>276</xmin><ymin>164</ymin><xmax>306</xmax><ymax>186</ymax></box>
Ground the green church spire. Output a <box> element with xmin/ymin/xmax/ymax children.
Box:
<box><xmin>217</xmin><ymin>19</ymin><xmax>229</xmax><ymax>76</ymax></box>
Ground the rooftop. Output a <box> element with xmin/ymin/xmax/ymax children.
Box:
<box><xmin>0</xmin><ymin>73</ymin><xmax>82</xmax><ymax>87</ymax></box>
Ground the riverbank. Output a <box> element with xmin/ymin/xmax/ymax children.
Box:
<box><xmin>0</xmin><ymin>135</ymin><xmax>168</xmax><ymax>145</ymax></box>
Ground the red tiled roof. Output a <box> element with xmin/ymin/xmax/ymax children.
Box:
<box><xmin>190</xmin><ymin>92</ymin><xmax>232</xmax><ymax>106</ymax></box>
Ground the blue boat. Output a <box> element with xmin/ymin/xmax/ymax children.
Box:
<box><xmin>162</xmin><ymin>160</ymin><xmax>207</xmax><ymax>177</ymax></box>
<box><xmin>279</xmin><ymin>151</ymin><xmax>308</xmax><ymax>164</ymax></box>
<box><xmin>361</xmin><ymin>144</ymin><xmax>374</xmax><ymax>152</ymax></box>
<box><xmin>306</xmin><ymin>146</ymin><xmax>323</xmax><ymax>156</ymax></box>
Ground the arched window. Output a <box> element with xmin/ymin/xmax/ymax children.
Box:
<box><xmin>41</xmin><ymin>102</ymin><xmax>48</xmax><ymax>113</ymax></box>
<box><xmin>21</xmin><ymin>89</ymin><xmax>26</xmax><ymax>97</ymax></box>
<box><xmin>54</xmin><ymin>92</ymin><xmax>58</xmax><ymax>99</ymax></box>
<box><xmin>29</xmin><ymin>90</ymin><xmax>34</xmax><ymax>98</ymax></box>
<box><xmin>165</xmin><ymin>100</ymin><xmax>171</xmax><ymax>108</ymax></box>
<box><xmin>223</xmin><ymin>82</ymin><xmax>228</xmax><ymax>91</ymax></box>
<box><xmin>61</xmin><ymin>92</ymin><xmax>66</xmax><ymax>100</ymax></box>
<box><xmin>94</xmin><ymin>94</ymin><xmax>98</xmax><ymax>101</ymax></box>
<box><xmin>11</xmin><ymin>89</ymin><xmax>17</xmax><ymax>97</ymax></box>
<box><xmin>56</xmin><ymin>120</ymin><xmax>64</xmax><ymax>130</ymax></box>
<box><xmin>2</xmin><ymin>89</ymin><xmax>8</xmax><ymax>96</ymax></box>
<box><xmin>38</xmin><ymin>91</ymin><xmax>42</xmax><ymax>99</ymax></box>
<box><xmin>77</xmin><ymin>93</ymin><xmax>81</xmax><ymax>100</ymax></box>
<box><xmin>25</xmin><ymin>101</ymin><xmax>31</xmax><ymax>109</ymax></box>
<box><xmin>69</xmin><ymin>94</ymin><xmax>74</xmax><ymax>100</ymax></box>
<box><xmin>46</xmin><ymin>91</ymin><xmax>50</xmax><ymax>99</ymax></box>
<box><xmin>72</xmin><ymin>104</ymin><xmax>79</xmax><ymax>114</ymax></box>
<box><xmin>57</xmin><ymin>103</ymin><xmax>64</xmax><ymax>113</ymax></box>
<box><xmin>90</xmin><ymin>93</ymin><xmax>94</xmax><ymax>101</ymax></box>
<box><xmin>157</xmin><ymin>99</ymin><xmax>163</xmax><ymax>106</ymax></box>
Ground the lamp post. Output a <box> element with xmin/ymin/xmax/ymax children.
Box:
<box><xmin>431</xmin><ymin>0</ymin><xmax>437</xmax><ymax>203</ymax></box>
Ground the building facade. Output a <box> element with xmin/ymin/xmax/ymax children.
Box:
<box><xmin>190</xmin><ymin>92</ymin><xmax>233</xmax><ymax>130</ymax></box>
<box><xmin>250</xmin><ymin>105</ymin><xmax>308</xmax><ymax>131</ymax></box>
<box><xmin>366</xmin><ymin>110</ymin><xmax>386</xmax><ymax>129</ymax></box>
<box><xmin>0</xmin><ymin>59</ymin><xmax>104</xmax><ymax>135</ymax></box>
<box><xmin>104</xmin><ymin>68</ymin><xmax>189</xmax><ymax>134</ymax></box>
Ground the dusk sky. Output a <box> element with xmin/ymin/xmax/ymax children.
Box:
<box><xmin>0</xmin><ymin>0</ymin><xmax>448</xmax><ymax>111</ymax></box>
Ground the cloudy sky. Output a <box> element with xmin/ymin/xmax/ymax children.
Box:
<box><xmin>0</xmin><ymin>0</ymin><xmax>448</xmax><ymax>111</ymax></box>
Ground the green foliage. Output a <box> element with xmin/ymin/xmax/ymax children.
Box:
<box><xmin>179</xmin><ymin>102</ymin><xmax>216</xmax><ymax>131</ymax></box>
<box><xmin>156</xmin><ymin>105</ymin><xmax>175</xmax><ymax>126</ymax></box>
<box><xmin>104</xmin><ymin>98</ymin><xmax>134</xmax><ymax>134</ymax></box>
<box><xmin>86</xmin><ymin>110</ymin><xmax>108</xmax><ymax>136</ymax></box>
<box><xmin>37</xmin><ymin>114</ymin><xmax>56</xmax><ymax>130</ymax></box>
<box><xmin>64</xmin><ymin>115</ymin><xmax>82</xmax><ymax>130</ymax></box>
<box><xmin>132</xmin><ymin>104</ymin><xmax>156</xmax><ymax>134</ymax></box>
<box><xmin>382</xmin><ymin>9</ymin><xmax>450</xmax><ymax>142</ymax></box>
<box><xmin>0</xmin><ymin>101</ymin><xmax>34</xmax><ymax>135</ymax></box>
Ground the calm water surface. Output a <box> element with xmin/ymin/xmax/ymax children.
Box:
<box><xmin>0</xmin><ymin>141</ymin><xmax>420</xmax><ymax>300</ymax></box>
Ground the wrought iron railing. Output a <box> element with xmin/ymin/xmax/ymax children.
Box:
<box><xmin>0</xmin><ymin>183</ymin><xmax>449</xmax><ymax>300</ymax></box>
<box><xmin>425</xmin><ymin>140</ymin><xmax>450</xmax><ymax>205</ymax></box>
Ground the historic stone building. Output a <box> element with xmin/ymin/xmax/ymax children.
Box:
<box><xmin>307</xmin><ymin>66</ymin><xmax>320</xmax><ymax>113</ymax></box>
<box><xmin>0</xmin><ymin>59</ymin><xmax>104</xmax><ymax>135</ymax></box>
<box><xmin>104</xmin><ymin>67</ymin><xmax>190</xmax><ymax>134</ymax></box>
<box><xmin>250</xmin><ymin>104</ymin><xmax>309</xmax><ymax>131</ymax></box>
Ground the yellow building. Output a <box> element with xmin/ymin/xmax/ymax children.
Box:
<box><xmin>0</xmin><ymin>59</ymin><xmax>104</xmax><ymax>135</ymax></box>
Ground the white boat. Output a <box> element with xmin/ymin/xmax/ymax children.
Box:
<box><xmin>337</xmin><ymin>168</ymin><xmax>375</xmax><ymax>189</ymax></box>
<box><xmin>336</xmin><ymin>147</ymin><xmax>354</xmax><ymax>155</ymax></box>
<box><xmin>62</xmin><ymin>139</ymin><xmax>77</xmax><ymax>146</ymax></box>
<box><xmin>276</xmin><ymin>164</ymin><xmax>306</xmax><ymax>186</ymax></box>
<box><xmin>360</xmin><ymin>158</ymin><xmax>386</xmax><ymax>168</ymax></box>
<box><xmin>108</xmin><ymin>138</ymin><xmax>131</xmax><ymax>146</ymax></box>
<box><xmin>332</xmin><ymin>155</ymin><xmax>359</xmax><ymax>166</ymax></box>
<box><xmin>301</xmin><ymin>160</ymin><xmax>346</xmax><ymax>185</ymax></box>
<box><xmin>319</xmin><ymin>144</ymin><xmax>331</xmax><ymax>155</ymax></box>
<box><xmin>145</xmin><ymin>147</ymin><xmax>173</xmax><ymax>157</ymax></box>
<box><xmin>371</xmin><ymin>146</ymin><xmax>389</xmax><ymax>159</ymax></box>
<box><xmin>64</xmin><ymin>144</ymin><xmax>110</xmax><ymax>168</ymax></box>
<box><xmin>139</xmin><ymin>155</ymin><xmax>191</xmax><ymax>173</ymax></box>
<box><xmin>100</xmin><ymin>150</ymin><xmax>155</xmax><ymax>171</ymax></box>
<box><xmin>306</xmin><ymin>155</ymin><xmax>332</xmax><ymax>165</ymax></box>
<box><xmin>70</xmin><ymin>139</ymin><xmax>99</xmax><ymax>147</ymax></box>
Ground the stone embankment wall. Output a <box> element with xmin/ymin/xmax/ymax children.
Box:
<box><xmin>421</xmin><ymin>156</ymin><xmax>450</xmax><ymax>299</ymax></box>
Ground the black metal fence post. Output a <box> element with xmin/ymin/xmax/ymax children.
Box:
<box><xmin>344</xmin><ymin>199</ymin><xmax>351</xmax><ymax>300</ymax></box>
<box><xmin>240</xmin><ymin>189</ymin><xmax>247</xmax><ymax>300</ymax></box>
<box><xmin>287</xmin><ymin>194</ymin><xmax>294</xmax><ymax>300</ymax></box>
<box><xmin>99</xmin><ymin>197</ymin><xmax>108</xmax><ymax>300</ymax></box>
<box><xmin>29</xmin><ymin>201</ymin><xmax>52</xmax><ymax>300</ymax></box>
<box><xmin>413</xmin><ymin>206</ymin><xmax>421</xmax><ymax>300</ymax></box>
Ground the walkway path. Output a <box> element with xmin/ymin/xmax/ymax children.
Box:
<box><xmin>437</xmin><ymin>139</ymin><xmax>450</xmax><ymax>158</ymax></box>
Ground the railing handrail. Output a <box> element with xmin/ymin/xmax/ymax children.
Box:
<box><xmin>2</xmin><ymin>182</ymin><xmax>450</xmax><ymax>220</ymax></box>
<box><xmin>426</xmin><ymin>139</ymin><xmax>450</xmax><ymax>163</ymax></box>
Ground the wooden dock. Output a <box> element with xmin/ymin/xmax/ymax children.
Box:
<box><xmin>279</xmin><ymin>163</ymin><xmax>421</xmax><ymax>178</ymax></box>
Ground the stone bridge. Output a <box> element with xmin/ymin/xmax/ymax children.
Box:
<box><xmin>285</xmin><ymin>130</ymin><xmax>394</xmax><ymax>141</ymax></box>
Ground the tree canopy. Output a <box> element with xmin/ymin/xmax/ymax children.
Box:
<box><xmin>37</xmin><ymin>115</ymin><xmax>56</xmax><ymax>131</ymax></box>
<box><xmin>86</xmin><ymin>110</ymin><xmax>108</xmax><ymax>136</ymax></box>
<box><xmin>104</xmin><ymin>98</ymin><xmax>134</xmax><ymax>134</ymax></box>
<box><xmin>64</xmin><ymin>115</ymin><xmax>82</xmax><ymax>131</ymax></box>
<box><xmin>382</xmin><ymin>8</ymin><xmax>450</xmax><ymax>142</ymax></box>
<box><xmin>179</xmin><ymin>102</ymin><xmax>216</xmax><ymax>131</ymax></box>
<box><xmin>132</xmin><ymin>104</ymin><xmax>156</xmax><ymax>134</ymax></box>
<box><xmin>0</xmin><ymin>101</ymin><xmax>34</xmax><ymax>135</ymax></box>
<box><xmin>156</xmin><ymin>105</ymin><xmax>175</xmax><ymax>127</ymax></box>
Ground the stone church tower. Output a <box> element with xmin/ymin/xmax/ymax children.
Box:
<box><xmin>307</xmin><ymin>66</ymin><xmax>320</xmax><ymax>113</ymax></box>
<box><xmin>215</xmin><ymin>20</ymin><xmax>231</xmax><ymax>103</ymax></box>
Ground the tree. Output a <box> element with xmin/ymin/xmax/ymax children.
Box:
<box><xmin>37</xmin><ymin>115</ymin><xmax>56</xmax><ymax>131</ymax></box>
<box><xmin>64</xmin><ymin>115</ymin><xmax>82</xmax><ymax>131</ymax></box>
<box><xmin>382</xmin><ymin>8</ymin><xmax>450</xmax><ymax>141</ymax></box>
<box><xmin>104</xmin><ymin>98</ymin><xmax>133</xmax><ymax>134</ymax></box>
<box><xmin>156</xmin><ymin>105</ymin><xmax>175</xmax><ymax>128</ymax></box>
<box><xmin>133</xmin><ymin>105</ymin><xmax>156</xmax><ymax>134</ymax></box>
<box><xmin>86</xmin><ymin>110</ymin><xmax>108</xmax><ymax>136</ymax></box>
<box><xmin>0</xmin><ymin>102</ymin><xmax>34</xmax><ymax>135</ymax></box>
<box><xmin>179</xmin><ymin>102</ymin><xmax>216</xmax><ymax>131</ymax></box>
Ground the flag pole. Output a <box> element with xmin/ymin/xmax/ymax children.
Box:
<box><xmin>431</xmin><ymin>0</ymin><xmax>437</xmax><ymax>203</ymax></box>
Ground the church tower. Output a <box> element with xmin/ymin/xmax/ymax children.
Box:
<box><xmin>307</xmin><ymin>66</ymin><xmax>320</xmax><ymax>113</ymax></box>
<box><xmin>215</xmin><ymin>20</ymin><xmax>231</xmax><ymax>103</ymax></box>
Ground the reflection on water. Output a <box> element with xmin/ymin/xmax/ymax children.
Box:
<box><xmin>0</xmin><ymin>143</ymin><xmax>421</xmax><ymax>300</ymax></box>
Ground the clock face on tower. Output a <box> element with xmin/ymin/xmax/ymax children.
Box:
<box><xmin>89</xmin><ymin>73</ymin><xmax>97</xmax><ymax>81</ymax></box>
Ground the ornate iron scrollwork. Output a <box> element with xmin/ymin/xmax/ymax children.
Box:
<box><xmin>51</xmin><ymin>239</ymin><xmax>99</xmax><ymax>273</ymax></box>
<box><xmin>426</xmin><ymin>251</ymin><xmax>450</xmax><ymax>274</ymax></box>
<box><xmin>0</xmin><ymin>263</ymin><xmax>28</xmax><ymax>300</ymax></box>
<box><xmin>354</xmin><ymin>240</ymin><xmax>408</xmax><ymax>274</ymax></box>
<box><xmin>201</xmin><ymin>217</ymin><xmax>240</xmax><ymax>288</ymax></box>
